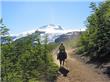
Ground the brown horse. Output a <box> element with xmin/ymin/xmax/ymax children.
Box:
<box><xmin>57</xmin><ymin>50</ymin><xmax>67</xmax><ymax>67</ymax></box>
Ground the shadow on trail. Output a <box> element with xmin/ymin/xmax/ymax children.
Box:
<box><xmin>59</xmin><ymin>67</ymin><xmax>69</xmax><ymax>77</ymax></box>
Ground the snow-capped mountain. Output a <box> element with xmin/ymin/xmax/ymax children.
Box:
<box><xmin>12</xmin><ymin>24</ymin><xmax>64</xmax><ymax>42</ymax></box>
<box><xmin>38</xmin><ymin>24</ymin><xmax>65</xmax><ymax>42</ymax></box>
<box><xmin>11</xmin><ymin>24</ymin><xmax>84</xmax><ymax>42</ymax></box>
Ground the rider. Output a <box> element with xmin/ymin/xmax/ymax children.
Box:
<box><xmin>57</xmin><ymin>43</ymin><xmax>67</xmax><ymax>66</ymax></box>
<box><xmin>59</xmin><ymin>43</ymin><xmax>65</xmax><ymax>52</ymax></box>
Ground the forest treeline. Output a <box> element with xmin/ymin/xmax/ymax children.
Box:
<box><xmin>77</xmin><ymin>1</ymin><xmax>110</xmax><ymax>63</ymax></box>
<box><xmin>0</xmin><ymin>20</ymin><xmax>59</xmax><ymax>82</ymax></box>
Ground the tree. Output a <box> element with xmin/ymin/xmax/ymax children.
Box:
<box><xmin>77</xmin><ymin>1</ymin><xmax>110</xmax><ymax>62</ymax></box>
<box><xmin>0</xmin><ymin>18</ymin><xmax>12</xmax><ymax>44</ymax></box>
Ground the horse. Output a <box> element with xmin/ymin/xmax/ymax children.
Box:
<box><xmin>57</xmin><ymin>50</ymin><xmax>67</xmax><ymax>67</ymax></box>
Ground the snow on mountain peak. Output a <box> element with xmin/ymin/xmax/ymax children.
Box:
<box><xmin>38</xmin><ymin>24</ymin><xmax>64</xmax><ymax>33</ymax></box>
<box><xmin>11</xmin><ymin>24</ymin><xmax>85</xmax><ymax>42</ymax></box>
<box><xmin>39</xmin><ymin>24</ymin><xmax>62</xmax><ymax>30</ymax></box>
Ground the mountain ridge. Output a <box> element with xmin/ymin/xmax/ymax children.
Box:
<box><xmin>11</xmin><ymin>24</ymin><xmax>84</xmax><ymax>42</ymax></box>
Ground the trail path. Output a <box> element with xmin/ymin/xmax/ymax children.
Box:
<box><xmin>52</xmin><ymin>48</ymin><xmax>110</xmax><ymax>82</ymax></box>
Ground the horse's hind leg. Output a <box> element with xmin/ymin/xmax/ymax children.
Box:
<box><xmin>60</xmin><ymin>60</ymin><xmax>61</xmax><ymax>67</ymax></box>
<box><xmin>63</xmin><ymin>60</ymin><xmax>65</xmax><ymax>66</ymax></box>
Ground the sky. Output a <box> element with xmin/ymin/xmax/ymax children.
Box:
<box><xmin>1</xmin><ymin>0</ymin><xmax>104</xmax><ymax>35</ymax></box>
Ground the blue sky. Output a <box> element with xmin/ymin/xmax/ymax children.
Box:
<box><xmin>1</xmin><ymin>0</ymin><xmax>103</xmax><ymax>35</ymax></box>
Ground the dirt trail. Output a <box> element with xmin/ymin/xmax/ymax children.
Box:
<box><xmin>53</xmin><ymin>48</ymin><xmax>110</xmax><ymax>82</ymax></box>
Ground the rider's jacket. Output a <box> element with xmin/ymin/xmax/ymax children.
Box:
<box><xmin>59</xmin><ymin>45</ymin><xmax>65</xmax><ymax>52</ymax></box>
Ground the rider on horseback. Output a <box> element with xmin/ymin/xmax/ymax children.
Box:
<box><xmin>57</xmin><ymin>43</ymin><xmax>67</xmax><ymax>66</ymax></box>
<box><xmin>59</xmin><ymin>43</ymin><xmax>65</xmax><ymax>52</ymax></box>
